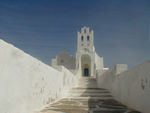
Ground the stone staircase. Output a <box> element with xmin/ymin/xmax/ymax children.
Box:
<box><xmin>77</xmin><ymin>77</ymin><xmax>98</xmax><ymax>88</ymax></box>
<box><xmin>40</xmin><ymin>77</ymin><xmax>141</xmax><ymax>113</ymax></box>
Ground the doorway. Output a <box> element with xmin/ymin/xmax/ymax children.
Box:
<box><xmin>84</xmin><ymin>68</ymin><xmax>89</xmax><ymax>76</ymax></box>
<box><xmin>81</xmin><ymin>54</ymin><xmax>91</xmax><ymax>77</ymax></box>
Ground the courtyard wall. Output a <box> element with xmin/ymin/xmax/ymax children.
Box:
<box><xmin>97</xmin><ymin>61</ymin><xmax>150</xmax><ymax>113</ymax></box>
<box><xmin>0</xmin><ymin>39</ymin><xmax>77</xmax><ymax>113</ymax></box>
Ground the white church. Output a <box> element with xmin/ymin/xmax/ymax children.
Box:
<box><xmin>51</xmin><ymin>26</ymin><xmax>104</xmax><ymax>78</ymax></box>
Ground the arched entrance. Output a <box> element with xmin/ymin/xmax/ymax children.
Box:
<box><xmin>81</xmin><ymin>54</ymin><xmax>91</xmax><ymax>77</ymax></box>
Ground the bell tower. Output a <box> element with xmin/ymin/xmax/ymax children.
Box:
<box><xmin>77</xmin><ymin>26</ymin><xmax>94</xmax><ymax>53</ymax></box>
<box><xmin>76</xmin><ymin>26</ymin><xmax>96</xmax><ymax>78</ymax></box>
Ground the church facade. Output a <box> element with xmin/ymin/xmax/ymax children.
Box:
<box><xmin>51</xmin><ymin>26</ymin><xmax>104</xmax><ymax>78</ymax></box>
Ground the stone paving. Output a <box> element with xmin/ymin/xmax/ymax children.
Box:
<box><xmin>40</xmin><ymin>78</ymin><xmax>141</xmax><ymax>113</ymax></box>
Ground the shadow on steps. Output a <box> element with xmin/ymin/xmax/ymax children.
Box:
<box><xmin>40</xmin><ymin>87</ymin><xmax>141</xmax><ymax>113</ymax></box>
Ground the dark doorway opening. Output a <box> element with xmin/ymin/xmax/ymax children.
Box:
<box><xmin>84</xmin><ymin>68</ymin><xmax>89</xmax><ymax>76</ymax></box>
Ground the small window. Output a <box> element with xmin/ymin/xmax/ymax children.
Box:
<box><xmin>87</xmin><ymin>36</ymin><xmax>90</xmax><ymax>41</ymax></box>
<box><xmin>81</xmin><ymin>36</ymin><xmax>84</xmax><ymax>41</ymax></box>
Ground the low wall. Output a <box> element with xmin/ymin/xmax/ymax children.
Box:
<box><xmin>0</xmin><ymin>40</ymin><xmax>77</xmax><ymax>113</ymax></box>
<box><xmin>98</xmin><ymin>62</ymin><xmax>150</xmax><ymax>113</ymax></box>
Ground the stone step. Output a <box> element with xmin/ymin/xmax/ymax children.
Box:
<box><xmin>70</xmin><ymin>87</ymin><xmax>107</xmax><ymax>91</ymax></box>
<box><xmin>78</xmin><ymin>77</ymin><xmax>96</xmax><ymax>80</ymax></box>
<box><xmin>68</xmin><ymin>93</ymin><xmax>112</xmax><ymax>97</ymax></box>
<box><xmin>76</xmin><ymin>86</ymin><xmax>98</xmax><ymax>88</ymax></box>
<box><xmin>78</xmin><ymin>82</ymin><xmax>97</xmax><ymax>84</ymax></box>
<box><xmin>78</xmin><ymin>80</ymin><xmax>97</xmax><ymax>83</ymax></box>
<box><xmin>68</xmin><ymin>92</ymin><xmax>110</xmax><ymax>95</ymax></box>
<box><xmin>72</xmin><ymin>87</ymin><xmax>107</xmax><ymax>90</ymax></box>
<box><xmin>78</xmin><ymin>81</ymin><xmax>97</xmax><ymax>84</ymax></box>
<box><xmin>77</xmin><ymin>78</ymin><xmax>98</xmax><ymax>88</ymax></box>
<box><xmin>68</xmin><ymin>88</ymin><xmax>109</xmax><ymax>96</ymax></box>
<box><xmin>92</xmin><ymin>109</ymin><xmax>140</xmax><ymax>113</ymax></box>
<box><xmin>78</xmin><ymin>82</ymin><xmax>97</xmax><ymax>85</ymax></box>
<box><xmin>78</xmin><ymin>78</ymin><xmax>97</xmax><ymax>83</ymax></box>
<box><xmin>69</xmin><ymin>89</ymin><xmax>109</xmax><ymax>94</ymax></box>
<box><xmin>67</xmin><ymin>96</ymin><xmax>114</xmax><ymax>100</ymax></box>
<box><xmin>77</xmin><ymin>83</ymin><xmax>98</xmax><ymax>88</ymax></box>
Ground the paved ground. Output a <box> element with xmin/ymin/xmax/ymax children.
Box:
<box><xmin>40</xmin><ymin>78</ymin><xmax>141</xmax><ymax>113</ymax></box>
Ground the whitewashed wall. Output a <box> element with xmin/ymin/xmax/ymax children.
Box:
<box><xmin>98</xmin><ymin>62</ymin><xmax>150</xmax><ymax>113</ymax></box>
<box><xmin>0</xmin><ymin>39</ymin><xmax>77</xmax><ymax>113</ymax></box>
<box><xmin>95</xmin><ymin>52</ymin><xmax>104</xmax><ymax>70</ymax></box>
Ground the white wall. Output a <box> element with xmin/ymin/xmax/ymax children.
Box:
<box><xmin>98</xmin><ymin>62</ymin><xmax>150</xmax><ymax>113</ymax></box>
<box><xmin>0</xmin><ymin>39</ymin><xmax>77</xmax><ymax>113</ymax></box>
<box><xmin>95</xmin><ymin>52</ymin><xmax>104</xmax><ymax>70</ymax></box>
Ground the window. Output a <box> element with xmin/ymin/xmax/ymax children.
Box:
<box><xmin>81</xmin><ymin>36</ymin><xmax>84</xmax><ymax>41</ymax></box>
<box><xmin>87</xmin><ymin>36</ymin><xmax>90</xmax><ymax>41</ymax></box>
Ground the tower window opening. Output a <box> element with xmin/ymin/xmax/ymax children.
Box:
<box><xmin>81</xmin><ymin>36</ymin><xmax>84</xmax><ymax>41</ymax></box>
<box><xmin>87</xmin><ymin>36</ymin><xmax>90</xmax><ymax>41</ymax></box>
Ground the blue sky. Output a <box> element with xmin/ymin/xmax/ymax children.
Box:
<box><xmin>0</xmin><ymin>0</ymin><xmax>150</xmax><ymax>68</ymax></box>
